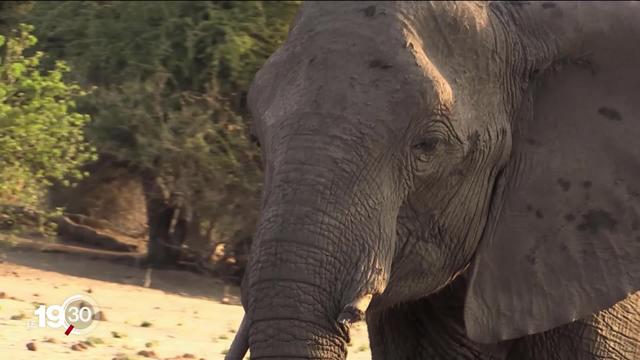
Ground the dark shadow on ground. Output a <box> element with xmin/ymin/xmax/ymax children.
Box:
<box><xmin>0</xmin><ymin>246</ymin><xmax>241</xmax><ymax>304</ymax></box>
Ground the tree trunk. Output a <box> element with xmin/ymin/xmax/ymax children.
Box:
<box><xmin>141</xmin><ymin>172</ymin><xmax>178</xmax><ymax>267</ymax></box>
<box><xmin>167</xmin><ymin>198</ymin><xmax>189</xmax><ymax>263</ymax></box>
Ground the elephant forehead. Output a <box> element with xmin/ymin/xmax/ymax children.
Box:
<box><xmin>257</xmin><ymin>53</ymin><xmax>437</xmax><ymax>136</ymax></box>
<box><xmin>403</xmin><ymin>27</ymin><xmax>454</xmax><ymax>112</ymax></box>
<box><xmin>250</xmin><ymin>1</ymin><xmax>496</xmax><ymax>136</ymax></box>
<box><xmin>256</xmin><ymin>42</ymin><xmax>452</xmax><ymax>136</ymax></box>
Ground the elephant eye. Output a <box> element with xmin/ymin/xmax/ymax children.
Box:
<box><xmin>413</xmin><ymin>137</ymin><xmax>442</xmax><ymax>158</ymax></box>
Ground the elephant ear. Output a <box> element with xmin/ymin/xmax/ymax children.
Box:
<box><xmin>464</xmin><ymin>3</ymin><xmax>640</xmax><ymax>344</ymax></box>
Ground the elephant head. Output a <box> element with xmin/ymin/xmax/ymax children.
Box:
<box><xmin>227</xmin><ymin>2</ymin><xmax>640</xmax><ymax>359</ymax></box>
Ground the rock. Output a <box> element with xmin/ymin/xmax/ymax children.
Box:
<box><xmin>182</xmin><ymin>355</ymin><xmax>196</xmax><ymax>359</ymax></box>
<box><xmin>111</xmin><ymin>331</ymin><xmax>127</xmax><ymax>338</ymax></box>
<box><xmin>93</xmin><ymin>311</ymin><xmax>107</xmax><ymax>321</ymax></box>
<box><xmin>26</xmin><ymin>342</ymin><xmax>37</xmax><ymax>351</ymax></box>
<box><xmin>71</xmin><ymin>343</ymin><xmax>88</xmax><ymax>351</ymax></box>
<box><xmin>137</xmin><ymin>350</ymin><xmax>157</xmax><ymax>358</ymax></box>
<box><xmin>0</xmin><ymin>292</ymin><xmax>5</xmax><ymax>299</ymax></box>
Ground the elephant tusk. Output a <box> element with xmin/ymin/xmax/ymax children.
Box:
<box><xmin>337</xmin><ymin>294</ymin><xmax>373</xmax><ymax>326</ymax></box>
<box><xmin>225</xmin><ymin>315</ymin><xmax>250</xmax><ymax>360</ymax></box>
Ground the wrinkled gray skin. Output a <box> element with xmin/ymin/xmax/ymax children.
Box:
<box><xmin>228</xmin><ymin>1</ymin><xmax>640</xmax><ymax>359</ymax></box>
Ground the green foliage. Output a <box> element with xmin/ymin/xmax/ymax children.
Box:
<box><xmin>0</xmin><ymin>2</ymin><xmax>33</xmax><ymax>36</ymax></box>
<box><xmin>88</xmin><ymin>73</ymin><xmax>262</xmax><ymax>236</ymax></box>
<box><xmin>25</xmin><ymin>1</ymin><xmax>300</xmax><ymax>109</ymax></box>
<box><xmin>0</xmin><ymin>24</ymin><xmax>96</xmax><ymax>207</ymax></box>
<box><xmin>15</xmin><ymin>1</ymin><xmax>300</xmax><ymax>243</ymax></box>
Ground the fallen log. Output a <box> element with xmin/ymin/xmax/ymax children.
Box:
<box><xmin>54</xmin><ymin>216</ymin><xmax>138</xmax><ymax>253</ymax></box>
<box><xmin>0</xmin><ymin>236</ymin><xmax>144</xmax><ymax>265</ymax></box>
<box><xmin>65</xmin><ymin>213</ymin><xmax>148</xmax><ymax>239</ymax></box>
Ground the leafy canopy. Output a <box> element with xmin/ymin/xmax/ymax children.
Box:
<box><xmin>19</xmin><ymin>1</ymin><xmax>300</xmax><ymax>241</ymax></box>
<box><xmin>0</xmin><ymin>24</ymin><xmax>96</xmax><ymax>207</ymax></box>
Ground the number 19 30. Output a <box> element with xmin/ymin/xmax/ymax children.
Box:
<box><xmin>34</xmin><ymin>304</ymin><xmax>92</xmax><ymax>329</ymax></box>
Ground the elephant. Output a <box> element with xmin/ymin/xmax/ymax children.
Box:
<box><xmin>227</xmin><ymin>1</ymin><xmax>640</xmax><ymax>359</ymax></box>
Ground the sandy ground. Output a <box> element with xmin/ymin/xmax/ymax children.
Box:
<box><xmin>0</xmin><ymin>246</ymin><xmax>371</xmax><ymax>360</ymax></box>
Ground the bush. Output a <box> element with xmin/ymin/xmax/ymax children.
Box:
<box><xmin>0</xmin><ymin>24</ymin><xmax>96</xmax><ymax>232</ymax></box>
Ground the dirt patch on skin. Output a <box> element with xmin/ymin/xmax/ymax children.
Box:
<box><xmin>0</xmin><ymin>245</ymin><xmax>371</xmax><ymax>359</ymax></box>
<box><xmin>576</xmin><ymin>209</ymin><xmax>618</xmax><ymax>234</ymax></box>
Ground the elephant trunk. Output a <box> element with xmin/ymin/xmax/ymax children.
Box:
<box><xmin>225</xmin><ymin>315</ymin><xmax>249</xmax><ymax>360</ymax></box>
<box><xmin>227</xmin><ymin>242</ymin><xmax>351</xmax><ymax>359</ymax></box>
<box><xmin>242</xmin><ymin>144</ymin><xmax>394</xmax><ymax>358</ymax></box>
<box><xmin>246</xmin><ymin>235</ymin><xmax>350</xmax><ymax>359</ymax></box>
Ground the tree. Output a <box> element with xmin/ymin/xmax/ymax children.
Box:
<box><xmin>0</xmin><ymin>24</ymin><xmax>96</xmax><ymax>210</ymax></box>
<box><xmin>0</xmin><ymin>2</ymin><xmax>33</xmax><ymax>36</ymax></box>
<box><xmin>14</xmin><ymin>1</ymin><xmax>300</xmax><ymax>266</ymax></box>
